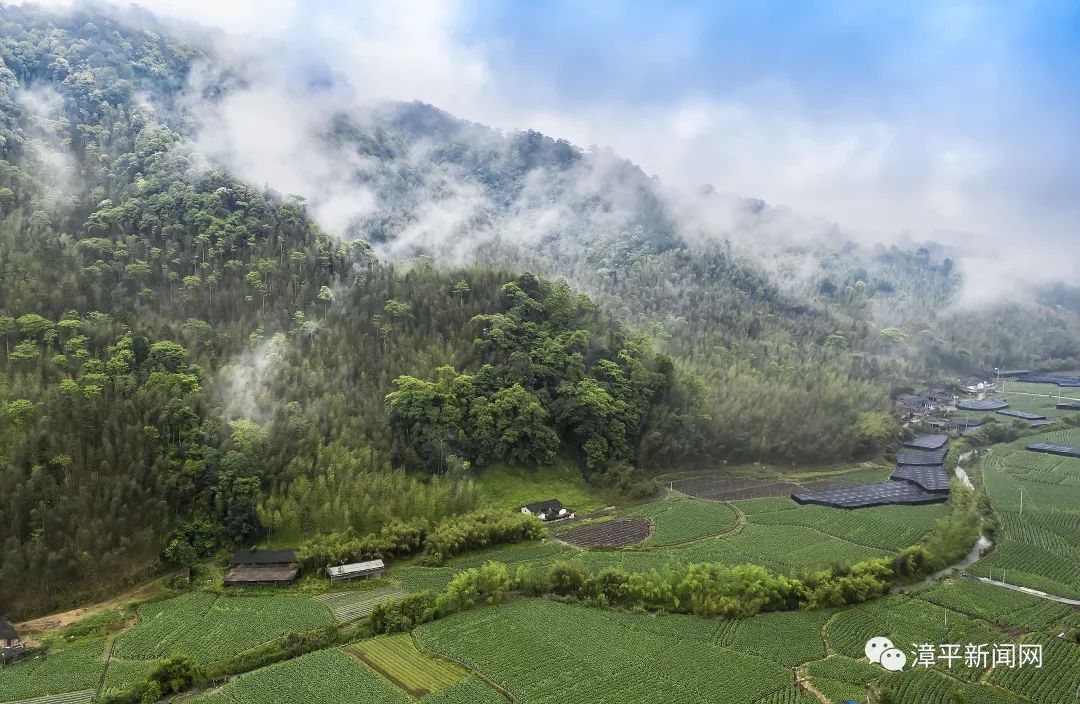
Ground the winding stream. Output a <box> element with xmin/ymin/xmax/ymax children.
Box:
<box><xmin>892</xmin><ymin>457</ymin><xmax>993</xmax><ymax>592</ymax></box>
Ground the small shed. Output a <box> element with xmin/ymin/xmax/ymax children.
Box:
<box><xmin>326</xmin><ymin>559</ymin><xmax>386</xmax><ymax>584</ymax></box>
<box><xmin>0</xmin><ymin>620</ymin><xmax>25</xmax><ymax>661</ymax></box>
<box><xmin>0</xmin><ymin>621</ymin><xmax>21</xmax><ymax>650</ymax></box>
<box><xmin>520</xmin><ymin>499</ymin><xmax>575</xmax><ymax>522</ymax></box>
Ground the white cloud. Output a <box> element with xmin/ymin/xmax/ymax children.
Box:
<box><xmin>16</xmin><ymin>0</ymin><xmax>1079</xmax><ymax>301</ymax></box>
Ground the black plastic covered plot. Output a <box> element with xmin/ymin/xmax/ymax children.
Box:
<box><xmin>896</xmin><ymin>446</ymin><xmax>949</xmax><ymax>466</ymax></box>
<box><xmin>792</xmin><ymin>481</ymin><xmax>948</xmax><ymax>509</ymax></box>
<box><xmin>892</xmin><ymin>464</ymin><xmax>951</xmax><ymax>493</ymax></box>
<box><xmin>957</xmin><ymin>399</ymin><xmax>1009</xmax><ymax>411</ymax></box>
<box><xmin>1028</xmin><ymin>419</ymin><xmax>1056</xmax><ymax>428</ymax></box>
<box><xmin>1057</xmin><ymin>402</ymin><xmax>1080</xmax><ymax>411</ymax></box>
<box><xmin>997</xmin><ymin>409</ymin><xmax>1047</xmax><ymax>420</ymax></box>
<box><xmin>946</xmin><ymin>417</ymin><xmax>986</xmax><ymax>431</ymax></box>
<box><xmin>903</xmin><ymin>434</ymin><xmax>949</xmax><ymax>450</ymax></box>
<box><xmin>1027</xmin><ymin>442</ymin><xmax>1080</xmax><ymax>458</ymax></box>
<box><xmin>1018</xmin><ymin>373</ymin><xmax>1080</xmax><ymax>387</ymax></box>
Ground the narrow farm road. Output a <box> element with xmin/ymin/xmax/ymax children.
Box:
<box><xmin>963</xmin><ymin>575</ymin><xmax>1080</xmax><ymax>606</ymax></box>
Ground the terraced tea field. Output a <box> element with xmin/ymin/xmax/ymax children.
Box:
<box><xmin>313</xmin><ymin>586</ymin><xmax>407</xmax><ymax>622</ymax></box>
<box><xmin>187</xmin><ymin>648</ymin><xmax>411</xmax><ymax>704</ymax></box>
<box><xmin>971</xmin><ymin>428</ymin><xmax>1080</xmax><ymax>597</ymax></box>
<box><xmin>1</xmin><ymin>691</ymin><xmax>95</xmax><ymax>704</ymax></box>
<box><xmin>113</xmin><ymin>592</ymin><xmax>333</xmax><ymax>664</ymax></box>
<box><xmin>417</xmin><ymin>599</ymin><xmax>794</xmax><ymax>704</ymax></box>
<box><xmin>624</xmin><ymin>497</ymin><xmax>739</xmax><ymax>544</ymax></box>
<box><xmin>348</xmin><ymin>634</ymin><xmax>465</xmax><ymax>697</ymax></box>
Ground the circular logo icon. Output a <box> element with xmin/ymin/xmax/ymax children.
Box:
<box><xmin>864</xmin><ymin>636</ymin><xmax>895</xmax><ymax>664</ymax></box>
<box><xmin>880</xmin><ymin>647</ymin><xmax>907</xmax><ymax>672</ymax></box>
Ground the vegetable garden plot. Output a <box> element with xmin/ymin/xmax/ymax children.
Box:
<box><xmin>0</xmin><ymin>639</ymin><xmax>104</xmax><ymax>703</ymax></box>
<box><xmin>560</xmin><ymin>517</ymin><xmax>651</xmax><ymax>547</ymax></box>
<box><xmin>348</xmin><ymin>634</ymin><xmax>465</xmax><ymax>697</ymax></box>
<box><xmin>417</xmin><ymin>600</ymin><xmax>793</xmax><ymax>704</ymax></box>
<box><xmin>189</xmin><ymin>648</ymin><xmax>411</xmax><ymax>704</ymax></box>
<box><xmin>313</xmin><ymin>587</ymin><xmax>407</xmax><ymax>621</ymax></box>
<box><xmin>672</xmin><ymin>475</ymin><xmax>805</xmax><ymax>501</ymax></box>
<box><xmin>113</xmin><ymin>593</ymin><xmax>332</xmax><ymax>665</ymax></box>
<box><xmin>4</xmin><ymin>692</ymin><xmax>95</xmax><ymax>704</ymax></box>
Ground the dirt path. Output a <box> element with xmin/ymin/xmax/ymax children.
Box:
<box><xmin>794</xmin><ymin>665</ymin><xmax>831</xmax><ymax>704</ymax></box>
<box><xmin>15</xmin><ymin>572</ymin><xmax>175</xmax><ymax>644</ymax></box>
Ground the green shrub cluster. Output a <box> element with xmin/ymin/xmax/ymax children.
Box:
<box><xmin>298</xmin><ymin>509</ymin><xmax>545</xmax><ymax>570</ymax></box>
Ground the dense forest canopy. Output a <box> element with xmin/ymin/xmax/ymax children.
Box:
<box><xmin>1</xmin><ymin>4</ymin><xmax>1079</xmax><ymax>618</ymax></box>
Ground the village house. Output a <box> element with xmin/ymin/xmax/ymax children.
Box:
<box><xmin>224</xmin><ymin>549</ymin><xmax>300</xmax><ymax>587</ymax></box>
<box><xmin>520</xmin><ymin>499</ymin><xmax>575</xmax><ymax>522</ymax></box>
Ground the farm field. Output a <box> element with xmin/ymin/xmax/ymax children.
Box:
<box><xmin>313</xmin><ymin>586</ymin><xmax>407</xmax><ymax>622</ymax></box>
<box><xmin>917</xmin><ymin>578</ymin><xmax>1073</xmax><ymax>630</ymax></box>
<box><xmin>187</xmin><ymin>648</ymin><xmax>411</xmax><ymax>704</ymax></box>
<box><xmin>1</xmin><ymin>692</ymin><xmax>95</xmax><ymax>704</ymax></box>
<box><xmin>0</xmin><ymin>639</ymin><xmax>104</xmax><ymax>703</ymax></box>
<box><xmin>348</xmin><ymin>634</ymin><xmax>465</xmax><ymax>697</ymax></box>
<box><xmin>416</xmin><ymin>599</ymin><xmax>794</xmax><ymax>704</ymax></box>
<box><xmin>623</xmin><ymin>496</ymin><xmax>739</xmax><ymax>544</ymax></box>
<box><xmin>185</xmin><ymin>647</ymin><xmax>504</xmax><ymax>704</ymax></box>
<box><xmin>559</xmin><ymin>517</ymin><xmax>651</xmax><ymax>547</ymax></box>
<box><xmin>406</xmin><ymin>499</ymin><xmax>947</xmax><ymax>592</ymax></box>
<box><xmin>112</xmin><ymin>592</ymin><xmax>333</xmax><ymax>664</ymax></box>
<box><xmin>970</xmin><ymin>428</ymin><xmax>1080</xmax><ymax>598</ymax></box>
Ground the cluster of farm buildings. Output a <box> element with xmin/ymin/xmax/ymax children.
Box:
<box><xmin>796</xmin><ymin>369</ymin><xmax>1080</xmax><ymax>510</ymax></box>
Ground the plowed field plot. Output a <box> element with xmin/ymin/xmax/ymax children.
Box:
<box><xmin>560</xmin><ymin>518</ymin><xmax>651</xmax><ymax>547</ymax></box>
<box><xmin>673</xmin><ymin>475</ymin><xmax>859</xmax><ymax>501</ymax></box>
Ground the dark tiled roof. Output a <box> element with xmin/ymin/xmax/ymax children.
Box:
<box><xmin>523</xmin><ymin>499</ymin><xmax>564</xmax><ymax>514</ymax></box>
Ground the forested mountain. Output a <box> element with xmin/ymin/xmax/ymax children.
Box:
<box><xmin>1</xmin><ymin>4</ymin><xmax>1078</xmax><ymax>617</ymax></box>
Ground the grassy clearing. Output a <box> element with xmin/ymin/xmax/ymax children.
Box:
<box><xmin>473</xmin><ymin>460</ymin><xmax>608</xmax><ymax>513</ymax></box>
<box><xmin>349</xmin><ymin>634</ymin><xmax>465</xmax><ymax>697</ymax></box>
